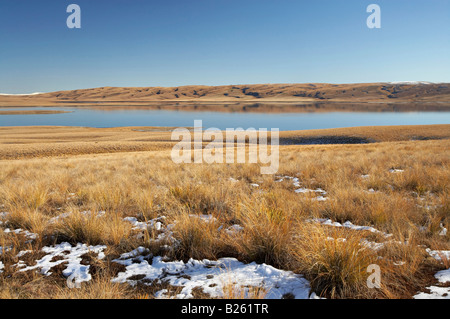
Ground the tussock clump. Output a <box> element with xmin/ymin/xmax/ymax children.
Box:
<box><xmin>53</xmin><ymin>209</ymin><xmax>134</xmax><ymax>248</ymax></box>
<box><xmin>0</xmin><ymin>183</ymin><xmax>49</xmax><ymax>212</ymax></box>
<box><xmin>232</xmin><ymin>198</ymin><xmax>295</xmax><ymax>268</ymax></box>
<box><xmin>53</xmin><ymin>274</ymin><xmax>133</xmax><ymax>299</ymax></box>
<box><xmin>169</xmin><ymin>212</ymin><xmax>228</xmax><ymax>261</ymax></box>
<box><xmin>221</xmin><ymin>283</ymin><xmax>268</xmax><ymax>299</ymax></box>
<box><xmin>291</xmin><ymin>224</ymin><xmax>377</xmax><ymax>298</ymax></box>
<box><xmin>169</xmin><ymin>184</ymin><xmax>232</xmax><ymax>215</ymax></box>
<box><xmin>4</xmin><ymin>208</ymin><xmax>51</xmax><ymax>240</ymax></box>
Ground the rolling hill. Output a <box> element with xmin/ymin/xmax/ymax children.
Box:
<box><xmin>1</xmin><ymin>82</ymin><xmax>449</xmax><ymax>107</ymax></box>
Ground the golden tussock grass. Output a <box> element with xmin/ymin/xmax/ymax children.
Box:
<box><xmin>0</xmin><ymin>126</ymin><xmax>449</xmax><ymax>299</ymax></box>
<box><xmin>290</xmin><ymin>224</ymin><xmax>378</xmax><ymax>298</ymax></box>
<box><xmin>52</xmin><ymin>209</ymin><xmax>134</xmax><ymax>247</ymax></box>
<box><xmin>232</xmin><ymin>196</ymin><xmax>295</xmax><ymax>268</ymax></box>
<box><xmin>221</xmin><ymin>282</ymin><xmax>268</xmax><ymax>299</ymax></box>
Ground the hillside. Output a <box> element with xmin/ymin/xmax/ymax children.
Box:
<box><xmin>1</xmin><ymin>82</ymin><xmax>449</xmax><ymax>107</ymax></box>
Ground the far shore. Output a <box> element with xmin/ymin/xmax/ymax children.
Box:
<box><xmin>1</xmin><ymin>83</ymin><xmax>449</xmax><ymax>111</ymax></box>
<box><xmin>0</xmin><ymin>110</ymin><xmax>72</xmax><ymax>115</ymax></box>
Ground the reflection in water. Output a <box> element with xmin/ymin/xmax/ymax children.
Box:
<box><xmin>20</xmin><ymin>102</ymin><xmax>448</xmax><ymax>113</ymax></box>
<box><xmin>0</xmin><ymin>105</ymin><xmax>449</xmax><ymax>131</ymax></box>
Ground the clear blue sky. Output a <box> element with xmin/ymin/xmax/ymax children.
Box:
<box><xmin>0</xmin><ymin>0</ymin><xmax>449</xmax><ymax>93</ymax></box>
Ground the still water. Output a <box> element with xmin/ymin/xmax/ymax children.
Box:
<box><xmin>0</xmin><ymin>107</ymin><xmax>449</xmax><ymax>131</ymax></box>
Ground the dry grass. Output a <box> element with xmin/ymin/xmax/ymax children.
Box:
<box><xmin>291</xmin><ymin>224</ymin><xmax>378</xmax><ymax>298</ymax></box>
<box><xmin>52</xmin><ymin>209</ymin><xmax>134</xmax><ymax>247</ymax></box>
<box><xmin>52</xmin><ymin>274</ymin><xmax>134</xmax><ymax>299</ymax></box>
<box><xmin>221</xmin><ymin>283</ymin><xmax>268</xmax><ymax>299</ymax></box>
<box><xmin>0</xmin><ymin>126</ymin><xmax>449</xmax><ymax>299</ymax></box>
<box><xmin>168</xmin><ymin>212</ymin><xmax>229</xmax><ymax>261</ymax></box>
<box><xmin>232</xmin><ymin>197</ymin><xmax>295</xmax><ymax>267</ymax></box>
<box><xmin>0</xmin><ymin>272</ymin><xmax>133</xmax><ymax>299</ymax></box>
<box><xmin>0</xmin><ymin>125</ymin><xmax>448</xmax><ymax>160</ymax></box>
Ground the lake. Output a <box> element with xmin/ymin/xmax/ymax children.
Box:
<box><xmin>0</xmin><ymin>107</ymin><xmax>449</xmax><ymax>131</ymax></box>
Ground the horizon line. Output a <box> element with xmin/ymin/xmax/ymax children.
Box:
<box><xmin>2</xmin><ymin>81</ymin><xmax>448</xmax><ymax>95</ymax></box>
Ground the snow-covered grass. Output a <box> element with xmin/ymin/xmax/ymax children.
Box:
<box><xmin>414</xmin><ymin>286</ymin><xmax>450</xmax><ymax>299</ymax></box>
<box><xmin>18</xmin><ymin>242</ymin><xmax>107</xmax><ymax>284</ymax></box>
<box><xmin>112</xmin><ymin>250</ymin><xmax>313</xmax><ymax>299</ymax></box>
<box><xmin>275</xmin><ymin>175</ymin><xmax>328</xmax><ymax>201</ymax></box>
<box><xmin>426</xmin><ymin>249</ymin><xmax>450</xmax><ymax>265</ymax></box>
<box><xmin>309</xmin><ymin>218</ymin><xmax>393</xmax><ymax>238</ymax></box>
<box><xmin>413</xmin><ymin>264</ymin><xmax>450</xmax><ymax>299</ymax></box>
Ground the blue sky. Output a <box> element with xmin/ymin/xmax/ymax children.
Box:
<box><xmin>0</xmin><ymin>0</ymin><xmax>449</xmax><ymax>93</ymax></box>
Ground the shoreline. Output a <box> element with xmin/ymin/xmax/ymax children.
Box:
<box><xmin>0</xmin><ymin>110</ymin><xmax>73</xmax><ymax>115</ymax></box>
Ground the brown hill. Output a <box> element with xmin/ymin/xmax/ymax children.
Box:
<box><xmin>1</xmin><ymin>82</ymin><xmax>449</xmax><ymax>107</ymax></box>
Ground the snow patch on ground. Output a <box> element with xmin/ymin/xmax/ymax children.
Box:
<box><xmin>1</xmin><ymin>212</ymin><xmax>37</xmax><ymax>242</ymax></box>
<box><xmin>439</xmin><ymin>224</ymin><xmax>447</xmax><ymax>236</ymax></box>
<box><xmin>224</xmin><ymin>224</ymin><xmax>244</xmax><ymax>234</ymax></box>
<box><xmin>276</xmin><ymin>175</ymin><xmax>328</xmax><ymax>201</ymax></box>
<box><xmin>16</xmin><ymin>250</ymin><xmax>32</xmax><ymax>258</ymax></box>
<box><xmin>414</xmin><ymin>268</ymin><xmax>450</xmax><ymax>299</ymax></box>
<box><xmin>414</xmin><ymin>286</ymin><xmax>450</xmax><ymax>299</ymax></box>
<box><xmin>112</xmin><ymin>249</ymin><xmax>313</xmax><ymax>299</ymax></box>
<box><xmin>49</xmin><ymin>212</ymin><xmax>72</xmax><ymax>223</ymax></box>
<box><xmin>309</xmin><ymin>218</ymin><xmax>393</xmax><ymax>238</ymax></box>
<box><xmin>414</xmin><ymin>250</ymin><xmax>450</xmax><ymax>299</ymax></box>
<box><xmin>189</xmin><ymin>214</ymin><xmax>217</xmax><ymax>223</ymax></box>
<box><xmin>124</xmin><ymin>216</ymin><xmax>164</xmax><ymax>231</ymax></box>
<box><xmin>3</xmin><ymin>228</ymin><xmax>38</xmax><ymax>241</ymax></box>
<box><xmin>18</xmin><ymin>242</ymin><xmax>107</xmax><ymax>284</ymax></box>
<box><xmin>435</xmin><ymin>269</ymin><xmax>450</xmax><ymax>284</ymax></box>
<box><xmin>389</xmin><ymin>168</ymin><xmax>404</xmax><ymax>173</ymax></box>
<box><xmin>359</xmin><ymin>239</ymin><xmax>386</xmax><ymax>251</ymax></box>
<box><xmin>124</xmin><ymin>216</ymin><xmax>178</xmax><ymax>249</ymax></box>
<box><xmin>312</xmin><ymin>195</ymin><xmax>328</xmax><ymax>202</ymax></box>
<box><xmin>294</xmin><ymin>187</ymin><xmax>327</xmax><ymax>195</ymax></box>
<box><xmin>365</xmin><ymin>188</ymin><xmax>380</xmax><ymax>194</ymax></box>
<box><xmin>426</xmin><ymin>249</ymin><xmax>450</xmax><ymax>262</ymax></box>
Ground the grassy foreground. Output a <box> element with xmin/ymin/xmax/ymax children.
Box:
<box><xmin>0</xmin><ymin>125</ymin><xmax>449</xmax><ymax>299</ymax></box>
